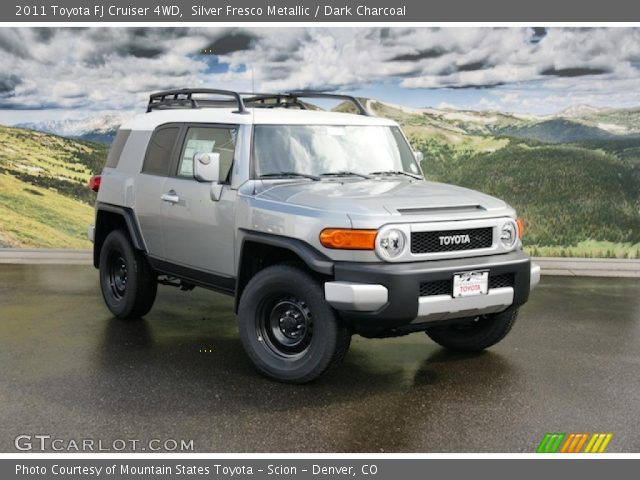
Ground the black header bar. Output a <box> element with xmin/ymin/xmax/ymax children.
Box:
<box><xmin>4</xmin><ymin>0</ymin><xmax>640</xmax><ymax>22</ymax></box>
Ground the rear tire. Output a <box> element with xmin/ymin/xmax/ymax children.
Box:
<box><xmin>425</xmin><ymin>308</ymin><xmax>518</xmax><ymax>352</ymax></box>
<box><xmin>238</xmin><ymin>264</ymin><xmax>351</xmax><ymax>383</ymax></box>
<box><xmin>99</xmin><ymin>229</ymin><xmax>157</xmax><ymax>320</ymax></box>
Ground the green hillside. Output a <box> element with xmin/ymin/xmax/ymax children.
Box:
<box><xmin>0</xmin><ymin>125</ymin><xmax>106</xmax><ymax>248</ymax></box>
<box><xmin>416</xmin><ymin>139</ymin><xmax>640</xmax><ymax>256</ymax></box>
<box><xmin>575</xmin><ymin>107</ymin><xmax>640</xmax><ymax>135</ymax></box>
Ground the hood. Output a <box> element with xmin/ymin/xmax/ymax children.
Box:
<box><xmin>254</xmin><ymin>178</ymin><xmax>510</xmax><ymax>218</ymax></box>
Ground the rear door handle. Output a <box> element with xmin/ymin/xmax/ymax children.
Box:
<box><xmin>161</xmin><ymin>190</ymin><xmax>180</xmax><ymax>204</ymax></box>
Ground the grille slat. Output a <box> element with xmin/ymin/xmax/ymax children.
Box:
<box><xmin>411</xmin><ymin>227</ymin><xmax>493</xmax><ymax>254</ymax></box>
<box><xmin>419</xmin><ymin>273</ymin><xmax>515</xmax><ymax>297</ymax></box>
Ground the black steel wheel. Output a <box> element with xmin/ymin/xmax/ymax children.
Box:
<box><xmin>107</xmin><ymin>251</ymin><xmax>128</xmax><ymax>301</ymax></box>
<box><xmin>99</xmin><ymin>229</ymin><xmax>157</xmax><ymax>320</ymax></box>
<box><xmin>257</xmin><ymin>296</ymin><xmax>314</xmax><ymax>359</ymax></box>
<box><xmin>238</xmin><ymin>264</ymin><xmax>351</xmax><ymax>383</ymax></box>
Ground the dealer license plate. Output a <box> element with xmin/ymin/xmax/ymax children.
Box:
<box><xmin>453</xmin><ymin>271</ymin><xmax>489</xmax><ymax>297</ymax></box>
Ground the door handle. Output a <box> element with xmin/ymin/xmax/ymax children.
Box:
<box><xmin>161</xmin><ymin>190</ymin><xmax>180</xmax><ymax>204</ymax></box>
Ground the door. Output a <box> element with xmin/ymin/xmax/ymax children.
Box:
<box><xmin>135</xmin><ymin>125</ymin><xmax>181</xmax><ymax>259</ymax></box>
<box><xmin>161</xmin><ymin>125</ymin><xmax>238</xmax><ymax>277</ymax></box>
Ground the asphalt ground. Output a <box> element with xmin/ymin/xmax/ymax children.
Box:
<box><xmin>1</xmin><ymin>264</ymin><xmax>639</xmax><ymax>452</ymax></box>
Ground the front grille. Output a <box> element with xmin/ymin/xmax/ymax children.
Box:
<box><xmin>488</xmin><ymin>273</ymin><xmax>514</xmax><ymax>289</ymax></box>
<box><xmin>419</xmin><ymin>272</ymin><xmax>515</xmax><ymax>297</ymax></box>
<box><xmin>419</xmin><ymin>279</ymin><xmax>451</xmax><ymax>297</ymax></box>
<box><xmin>411</xmin><ymin>227</ymin><xmax>493</xmax><ymax>254</ymax></box>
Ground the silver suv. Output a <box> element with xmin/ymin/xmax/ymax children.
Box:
<box><xmin>89</xmin><ymin>89</ymin><xmax>540</xmax><ymax>383</ymax></box>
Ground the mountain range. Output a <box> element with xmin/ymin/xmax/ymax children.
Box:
<box><xmin>16</xmin><ymin>113</ymin><xmax>132</xmax><ymax>144</ymax></box>
<box><xmin>363</xmin><ymin>100</ymin><xmax>640</xmax><ymax>143</ymax></box>
<box><xmin>13</xmin><ymin>103</ymin><xmax>640</xmax><ymax>145</ymax></box>
<box><xmin>1</xmin><ymin>99</ymin><xmax>639</xmax><ymax>256</ymax></box>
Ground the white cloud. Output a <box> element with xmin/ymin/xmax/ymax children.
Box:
<box><xmin>0</xmin><ymin>27</ymin><xmax>639</xmax><ymax>118</ymax></box>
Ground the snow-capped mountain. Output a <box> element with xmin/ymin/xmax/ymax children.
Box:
<box><xmin>556</xmin><ymin>104</ymin><xmax>607</xmax><ymax>118</ymax></box>
<box><xmin>16</xmin><ymin>113</ymin><xmax>133</xmax><ymax>143</ymax></box>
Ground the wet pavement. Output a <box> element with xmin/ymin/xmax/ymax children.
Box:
<box><xmin>1</xmin><ymin>264</ymin><xmax>639</xmax><ymax>453</ymax></box>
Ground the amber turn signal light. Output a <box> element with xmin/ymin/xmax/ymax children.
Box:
<box><xmin>319</xmin><ymin>228</ymin><xmax>377</xmax><ymax>250</ymax></box>
<box><xmin>516</xmin><ymin>218</ymin><xmax>525</xmax><ymax>238</ymax></box>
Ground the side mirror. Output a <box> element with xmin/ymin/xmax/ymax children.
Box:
<box><xmin>413</xmin><ymin>151</ymin><xmax>424</xmax><ymax>162</ymax></box>
<box><xmin>193</xmin><ymin>152</ymin><xmax>220</xmax><ymax>183</ymax></box>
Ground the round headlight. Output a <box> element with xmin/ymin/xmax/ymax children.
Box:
<box><xmin>500</xmin><ymin>221</ymin><xmax>518</xmax><ymax>249</ymax></box>
<box><xmin>377</xmin><ymin>229</ymin><xmax>407</xmax><ymax>259</ymax></box>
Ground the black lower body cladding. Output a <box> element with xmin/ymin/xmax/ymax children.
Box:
<box><xmin>333</xmin><ymin>251</ymin><xmax>531</xmax><ymax>332</ymax></box>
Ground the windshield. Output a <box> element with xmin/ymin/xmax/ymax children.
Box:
<box><xmin>253</xmin><ymin>125</ymin><xmax>421</xmax><ymax>178</ymax></box>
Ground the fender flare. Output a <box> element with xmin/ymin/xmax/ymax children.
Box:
<box><xmin>237</xmin><ymin>229</ymin><xmax>334</xmax><ymax>276</ymax></box>
<box><xmin>93</xmin><ymin>203</ymin><xmax>146</xmax><ymax>267</ymax></box>
<box><xmin>234</xmin><ymin>230</ymin><xmax>335</xmax><ymax>311</ymax></box>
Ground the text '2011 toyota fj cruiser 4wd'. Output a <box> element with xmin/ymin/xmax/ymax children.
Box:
<box><xmin>89</xmin><ymin>89</ymin><xmax>540</xmax><ymax>383</ymax></box>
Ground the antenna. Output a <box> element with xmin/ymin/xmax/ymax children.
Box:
<box><xmin>251</xmin><ymin>65</ymin><xmax>256</xmax><ymax>195</ymax></box>
<box><xmin>251</xmin><ymin>66</ymin><xmax>256</xmax><ymax>121</ymax></box>
<box><xmin>251</xmin><ymin>66</ymin><xmax>255</xmax><ymax>95</ymax></box>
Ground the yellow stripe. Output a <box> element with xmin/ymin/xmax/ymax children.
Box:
<box><xmin>591</xmin><ymin>434</ymin><xmax>605</xmax><ymax>453</ymax></box>
<box><xmin>574</xmin><ymin>434</ymin><xmax>589</xmax><ymax>453</ymax></box>
<box><xmin>560</xmin><ymin>434</ymin><xmax>575</xmax><ymax>453</ymax></box>
<box><xmin>598</xmin><ymin>434</ymin><xmax>613</xmax><ymax>453</ymax></box>
<box><xmin>584</xmin><ymin>434</ymin><xmax>598</xmax><ymax>453</ymax></box>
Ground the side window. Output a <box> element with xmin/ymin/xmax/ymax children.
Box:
<box><xmin>105</xmin><ymin>129</ymin><xmax>130</xmax><ymax>168</ymax></box>
<box><xmin>178</xmin><ymin>126</ymin><xmax>237</xmax><ymax>182</ymax></box>
<box><xmin>142</xmin><ymin>126</ymin><xmax>180</xmax><ymax>176</ymax></box>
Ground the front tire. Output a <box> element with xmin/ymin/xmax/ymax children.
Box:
<box><xmin>425</xmin><ymin>308</ymin><xmax>518</xmax><ymax>352</ymax></box>
<box><xmin>238</xmin><ymin>265</ymin><xmax>351</xmax><ymax>383</ymax></box>
<box><xmin>99</xmin><ymin>229</ymin><xmax>157</xmax><ymax>320</ymax></box>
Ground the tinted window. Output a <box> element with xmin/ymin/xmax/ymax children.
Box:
<box><xmin>177</xmin><ymin>126</ymin><xmax>237</xmax><ymax>182</ymax></box>
<box><xmin>105</xmin><ymin>129</ymin><xmax>130</xmax><ymax>168</ymax></box>
<box><xmin>142</xmin><ymin>126</ymin><xmax>179</xmax><ymax>176</ymax></box>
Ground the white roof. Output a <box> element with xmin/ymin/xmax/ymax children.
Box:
<box><xmin>120</xmin><ymin>107</ymin><xmax>397</xmax><ymax>131</ymax></box>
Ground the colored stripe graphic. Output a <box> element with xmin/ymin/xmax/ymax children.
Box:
<box><xmin>560</xmin><ymin>433</ymin><xmax>589</xmax><ymax>453</ymax></box>
<box><xmin>584</xmin><ymin>433</ymin><xmax>613</xmax><ymax>453</ymax></box>
<box><xmin>537</xmin><ymin>433</ymin><xmax>565</xmax><ymax>453</ymax></box>
<box><xmin>538</xmin><ymin>433</ymin><xmax>612</xmax><ymax>453</ymax></box>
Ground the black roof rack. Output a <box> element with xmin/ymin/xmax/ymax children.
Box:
<box><xmin>146</xmin><ymin>89</ymin><xmax>370</xmax><ymax>116</ymax></box>
<box><xmin>147</xmin><ymin>88</ymin><xmax>248</xmax><ymax>114</ymax></box>
<box><xmin>244</xmin><ymin>91</ymin><xmax>370</xmax><ymax>116</ymax></box>
<box><xmin>290</xmin><ymin>91</ymin><xmax>370</xmax><ymax>116</ymax></box>
<box><xmin>243</xmin><ymin>93</ymin><xmax>309</xmax><ymax>111</ymax></box>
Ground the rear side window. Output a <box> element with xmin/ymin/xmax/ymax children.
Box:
<box><xmin>105</xmin><ymin>129</ymin><xmax>130</xmax><ymax>168</ymax></box>
<box><xmin>142</xmin><ymin>126</ymin><xmax>180</xmax><ymax>176</ymax></box>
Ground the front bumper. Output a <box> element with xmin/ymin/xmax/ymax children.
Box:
<box><xmin>324</xmin><ymin>251</ymin><xmax>538</xmax><ymax>330</ymax></box>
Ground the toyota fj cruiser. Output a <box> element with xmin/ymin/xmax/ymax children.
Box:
<box><xmin>89</xmin><ymin>89</ymin><xmax>540</xmax><ymax>383</ymax></box>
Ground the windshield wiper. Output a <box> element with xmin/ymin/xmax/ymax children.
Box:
<box><xmin>259</xmin><ymin>171</ymin><xmax>320</xmax><ymax>181</ymax></box>
<box><xmin>368</xmin><ymin>170</ymin><xmax>422</xmax><ymax>180</ymax></box>
<box><xmin>320</xmin><ymin>171</ymin><xmax>372</xmax><ymax>179</ymax></box>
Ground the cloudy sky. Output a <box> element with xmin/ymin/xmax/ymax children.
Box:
<box><xmin>1</xmin><ymin>27</ymin><xmax>639</xmax><ymax>124</ymax></box>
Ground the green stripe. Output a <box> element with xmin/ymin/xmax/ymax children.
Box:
<box><xmin>537</xmin><ymin>433</ymin><xmax>566</xmax><ymax>453</ymax></box>
<box><xmin>537</xmin><ymin>433</ymin><xmax>553</xmax><ymax>453</ymax></box>
<box><xmin>548</xmin><ymin>433</ymin><xmax>566</xmax><ymax>453</ymax></box>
